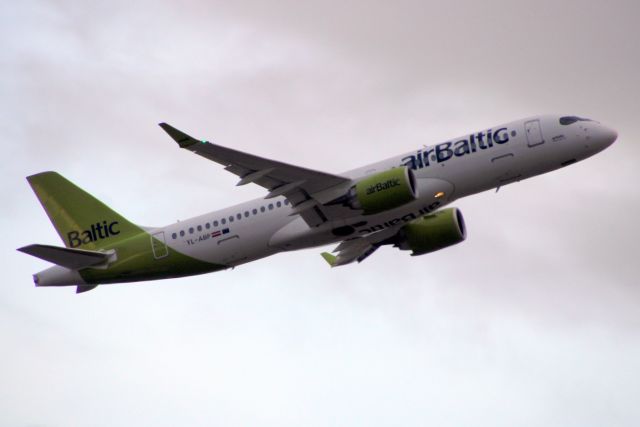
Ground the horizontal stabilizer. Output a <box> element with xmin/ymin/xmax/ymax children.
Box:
<box><xmin>17</xmin><ymin>244</ymin><xmax>109</xmax><ymax>270</ymax></box>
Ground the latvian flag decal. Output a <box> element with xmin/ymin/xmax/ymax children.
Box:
<box><xmin>211</xmin><ymin>228</ymin><xmax>230</xmax><ymax>238</ymax></box>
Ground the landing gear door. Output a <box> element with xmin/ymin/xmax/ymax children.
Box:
<box><xmin>525</xmin><ymin>119</ymin><xmax>544</xmax><ymax>147</ymax></box>
<box><xmin>151</xmin><ymin>231</ymin><xmax>169</xmax><ymax>259</ymax></box>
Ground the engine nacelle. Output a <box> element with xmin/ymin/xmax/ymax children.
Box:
<box><xmin>330</xmin><ymin>167</ymin><xmax>418</xmax><ymax>215</ymax></box>
<box><xmin>397</xmin><ymin>208</ymin><xmax>467</xmax><ymax>256</ymax></box>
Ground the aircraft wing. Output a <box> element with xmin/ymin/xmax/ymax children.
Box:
<box><xmin>321</xmin><ymin>226</ymin><xmax>400</xmax><ymax>267</ymax></box>
<box><xmin>160</xmin><ymin>123</ymin><xmax>352</xmax><ymax>227</ymax></box>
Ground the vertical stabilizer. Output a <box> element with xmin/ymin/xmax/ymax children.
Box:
<box><xmin>27</xmin><ymin>172</ymin><xmax>143</xmax><ymax>250</ymax></box>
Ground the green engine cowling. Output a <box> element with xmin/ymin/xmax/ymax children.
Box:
<box><xmin>349</xmin><ymin>167</ymin><xmax>418</xmax><ymax>215</ymax></box>
<box><xmin>398</xmin><ymin>208</ymin><xmax>467</xmax><ymax>256</ymax></box>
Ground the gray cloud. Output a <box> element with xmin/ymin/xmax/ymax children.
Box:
<box><xmin>2</xmin><ymin>0</ymin><xmax>639</xmax><ymax>425</ymax></box>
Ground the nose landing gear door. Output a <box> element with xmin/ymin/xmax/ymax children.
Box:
<box><xmin>525</xmin><ymin>119</ymin><xmax>544</xmax><ymax>147</ymax></box>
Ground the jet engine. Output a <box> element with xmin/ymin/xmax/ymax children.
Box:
<box><xmin>328</xmin><ymin>167</ymin><xmax>418</xmax><ymax>215</ymax></box>
<box><xmin>396</xmin><ymin>208</ymin><xmax>466</xmax><ymax>255</ymax></box>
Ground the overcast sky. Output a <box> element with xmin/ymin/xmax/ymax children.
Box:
<box><xmin>2</xmin><ymin>0</ymin><xmax>640</xmax><ymax>425</ymax></box>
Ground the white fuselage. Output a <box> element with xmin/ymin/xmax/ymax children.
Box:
<box><xmin>155</xmin><ymin>115</ymin><xmax>616</xmax><ymax>268</ymax></box>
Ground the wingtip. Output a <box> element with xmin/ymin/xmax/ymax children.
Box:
<box><xmin>321</xmin><ymin>252</ymin><xmax>337</xmax><ymax>267</ymax></box>
<box><xmin>16</xmin><ymin>245</ymin><xmax>31</xmax><ymax>254</ymax></box>
<box><xmin>76</xmin><ymin>284</ymin><xmax>98</xmax><ymax>294</ymax></box>
<box><xmin>158</xmin><ymin>122</ymin><xmax>197</xmax><ymax>148</ymax></box>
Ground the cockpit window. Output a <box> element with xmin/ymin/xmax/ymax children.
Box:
<box><xmin>559</xmin><ymin>116</ymin><xmax>592</xmax><ymax>125</ymax></box>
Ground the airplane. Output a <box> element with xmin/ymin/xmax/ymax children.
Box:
<box><xmin>18</xmin><ymin>115</ymin><xmax>617</xmax><ymax>293</ymax></box>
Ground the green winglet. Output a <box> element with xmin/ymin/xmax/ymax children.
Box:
<box><xmin>321</xmin><ymin>252</ymin><xmax>337</xmax><ymax>267</ymax></box>
<box><xmin>158</xmin><ymin>123</ymin><xmax>198</xmax><ymax>148</ymax></box>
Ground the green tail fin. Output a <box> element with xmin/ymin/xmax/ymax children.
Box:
<box><xmin>27</xmin><ymin>172</ymin><xmax>143</xmax><ymax>250</ymax></box>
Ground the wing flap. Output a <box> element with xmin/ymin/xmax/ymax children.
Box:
<box><xmin>321</xmin><ymin>225</ymin><xmax>402</xmax><ymax>267</ymax></box>
<box><xmin>321</xmin><ymin>240</ymin><xmax>379</xmax><ymax>267</ymax></box>
<box><xmin>236</xmin><ymin>168</ymin><xmax>275</xmax><ymax>186</ymax></box>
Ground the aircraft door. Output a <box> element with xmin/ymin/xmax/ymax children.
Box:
<box><xmin>151</xmin><ymin>231</ymin><xmax>169</xmax><ymax>259</ymax></box>
<box><xmin>525</xmin><ymin>119</ymin><xmax>544</xmax><ymax>147</ymax></box>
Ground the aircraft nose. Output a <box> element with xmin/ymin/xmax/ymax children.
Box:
<box><xmin>591</xmin><ymin>123</ymin><xmax>618</xmax><ymax>151</ymax></box>
<box><xmin>602</xmin><ymin>125</ymin><xmax>618</xmax><ymax>146</ymax></box>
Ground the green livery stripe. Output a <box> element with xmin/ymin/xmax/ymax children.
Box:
<box><xmin>28</xmin><ymin>171</ymin><xmax>226</xmax><ymax>285</ymax></box>
<box><xmin>79</xmin><ymin>232</ymin><xmax>226</xmax><ymax>284</ymax></box>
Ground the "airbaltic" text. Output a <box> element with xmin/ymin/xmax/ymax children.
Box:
<box><xmin>402</xmin><ymin>127</ymin><xmax>511</xmax><ymax>170</ymax></box>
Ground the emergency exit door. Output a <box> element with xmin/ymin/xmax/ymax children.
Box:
<box><xmin>525</xmin><ymin>119</ymin><xmax>544</xmax><ymax>147</ymax></box>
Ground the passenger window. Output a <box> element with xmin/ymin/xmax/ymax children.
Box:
<box><xmin>268</xmin><ymin>203</ymin><xmax>274</xmax><ymax>210</ymax></box>
<box><xmin>197</xmin><ymin>225</ymin><xmax>202</xmax><ymax>232</ymax></box>
<box><xmin>244</xmin><ymin>211</ymin><xmax>250</xmax><ymax>218</ymax></box>
<box><xmin>276</xmin><ymin>201</ymin><xmax>282</xmax><ymax>208</ymax></box>
<box><xmin>172</xmin><ymin>233</ymin><xmax>177</xmax><ymax>239</ymax></box>
<box><xmin>205</xmin><ymin>223</ymin><xmax>210</xmax><ymax>229</ymax></box>
<box><xmin>189</xmin><ymin>227</ymin><xmax>194</xmax><ymax>234</ymax></box>
<box><xmin>229</xmin><ymin>216</ymin><xmax>234</xmax><ymax>223</ymax></box>
<box><xmin>221</xmin><ymin>218</ymin><xmax>226</xmax><ymax>225</ymax></box>
<box><xmin>284</xmin><ymin>200</ymin><xmax>289</xmax><ymax>205</ymax></box>
<box><xmin>252</xmin><ymin>208</ymin><xmax>258</xmax><ymax>215</ymax></box>
<box><xmin>236</xmin><ymin>213</ymin><xmax>242</xmax><ymax>220</ymax></box>
<box><xmin>214</xmin><ymin>220</ymin><xmax>219</xmax><ymax>227</ymax></box>
<box><xmin>260</xmin><ymin>206</ymin><xmax>266</xmax><ymax>213</ymax></box>
<box><xmin>180</xmin><ymin>230</ymin><xmax>185</xmax><ymax>237</ymax></box>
